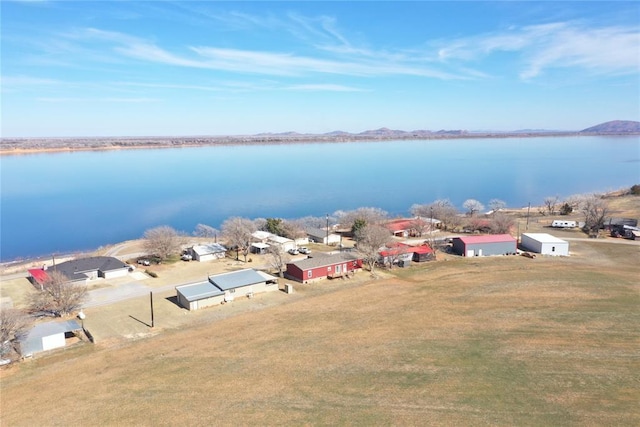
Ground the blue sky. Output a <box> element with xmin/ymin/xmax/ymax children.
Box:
<box><xmin>2</xmin><ymin>1</ymin><xmax>639</xmax><ymax>137</ymax></box>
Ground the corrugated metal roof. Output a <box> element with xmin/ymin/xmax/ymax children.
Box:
<box><xmin>455</xmin><ymin>234</ymin><xmax>516</xmax><ymax>244</ymax></box>
<box><xmin>176</xmin><ymin>281</ymin><xmax>224</xmax><ymax>302</ymax></box>
<box><xmin>209</xmin><ymin>269</ymin><xmax>276</xmax><ymax>291</ymax></box>
<box><xmin>192</xmin><ymin>243</ymin><xmax>226</xmax><ymax>256</ymax></box>
<box><xmin>28</xmin><ymin>268</ymin><xmax>50</xmax><ymax>284</ymax></box>
<box><xmin>20</xmin><ymin>320</ymin><xmax>82</xmax><ymax>356</ymax></box>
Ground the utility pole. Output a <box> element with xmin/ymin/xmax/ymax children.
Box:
<box><xmin>526</xmin><ymin>202</ymin><xmax>531</xmax><ymax>230</ymax></box>
<box><xmin>150</xmin><ymin>291</ymin><xmax>155</xmax><ymax>328</ymax></box>
<box><xmin>326</xmin><ymin>213</ymin><xmax>329</xmax><ymax>246</ymax></box>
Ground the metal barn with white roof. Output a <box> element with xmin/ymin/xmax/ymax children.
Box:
<box><xmin>521</xmin><ymin>233</ymin><xmax>569</xmax><ymax>256</ymax></box>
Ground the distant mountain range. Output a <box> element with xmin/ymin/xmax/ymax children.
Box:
<box><xmin>256</xmin><ymin>120</ymin><xmax>640</xmax><ymax>138</ymax></box>
<box><xmin>1</xmin><ymin>120</ymin><xmax>638</xmax><ymax>153</ymax></box>
<box><xmin>580</xmin><ymin>120</ymin><xmax>640</xmax><ymax>134</ymax></box>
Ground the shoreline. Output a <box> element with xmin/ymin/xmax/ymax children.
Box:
<box><xmin>2</xmin><ymin>188</ymin><xmax>636</xmax><ymax>273</ymax></box>
<box><xmin>2</xmin><ymin>131</ymin><xmax>638</xmax><ymax>156</ymax></box>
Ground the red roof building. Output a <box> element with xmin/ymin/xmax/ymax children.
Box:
<box><xmin>451</xmin><ymin>234</ymin><xmax>517</xmax><ymax>257</ymax></box>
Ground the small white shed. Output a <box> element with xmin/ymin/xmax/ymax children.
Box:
<box><xmin>521</xmin><ymin>233</ymin><xmax>569</xmax><ymax>256</ymax></box>
<box><xmin>191</xmin><ymin>243</ymin><xmax>227</xmax><ymax>262</ymax></box>
<box><xmin>20</xmin><ymin>320</ymin><xmax>82</xmax><ymax>356</ymax></box>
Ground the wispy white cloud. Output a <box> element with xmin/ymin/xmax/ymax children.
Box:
<box><xmin>37</xmin><ymin>97</ymin><xmax>159</xmax><ymax>103</ymax></box>
<box><xmin>1</xmin><ymin>75</ymin><xmax>61</xmax><ymax>86</ymax></box>
<box><xmin>435</xmin><ymin>21</ymin><xmax>640</xmax><ymax>80</ymax></box>
<box><xmin>284</xmin><ymin>83</ymin><xmax>367</xmax><ymax>92</ymax></box>
<box><xmin>69</xmin><ymin>26</ymin><xmax>470</xmax><ymax>80</ymax></box>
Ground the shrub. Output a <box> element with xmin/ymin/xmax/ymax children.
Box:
<box><xmin>559</xmin><ymin>203</ymin><xmax>573</xmax><ymax>215</ymax></box>
<box><xmin>145</xmin><ymin>270</ymin><xmax>158</xmax><ymax>278</ymax></box>
<box><xmin>630</xmin><ymin>184</ymin><xmax>640</xmax><ymax>195</ymax></box>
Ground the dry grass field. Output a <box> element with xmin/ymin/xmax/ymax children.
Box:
<box><xmin>1</xmin><ymin>233</ymin><xmax>639</xmax><ymax>425</ymax></box>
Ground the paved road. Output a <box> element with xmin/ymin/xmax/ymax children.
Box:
<box><xmin>83</xmin><ymin>281</ymin><xmax>186</xmax><ymax>308</ymax></box>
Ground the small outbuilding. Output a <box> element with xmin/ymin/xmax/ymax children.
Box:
<box><xmin>412</xmin><ymin>245</ymin><xmax>435</xmax><ymax>262</ymax></box>
<box><xmin>306</xmin><ymin>227</ymin><xmax>341</xmax><ymax>246</ymax></box>
<box><xmin>20</xmin><ymin>320</ymin><xmax>83</xmax><ymax>357</ymax></box>
<box><xmin>451</xmin><ymin>234</ymin><xmax>517</xmax><ymax>257</ymax></box>
<box><xmin>190</xmin><ymin>243</ymin><xmax>227</xmax><ymax>262</ymax></box>
<box><xmin>521</xmin><ymin>233</ymin><xmax>569</xmax><ymax>256</ymax></box>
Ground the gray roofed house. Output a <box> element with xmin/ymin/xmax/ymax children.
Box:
<box><xmin>48</xmin><ymin>256</ymin><xmax>130</xmax><ymax>283</ymax></box>
<box><xmin>306</xmin><ymin>227</ymin><xmax>341</xmax><ymax>245</ymax></box>
<box><xmin>176</xmin><ymin>281</ymin><xmax>225</xmax><ymax>311</ymax></box>
<box><xmin>176</xmin><ymin>269</ymin><xmax>279</xmax><ymax>310</ymax></box>
<box><xmin>177</xmin><ymin>281</ymin><xmax>224</xmax><ymax>302</ymax></box>
<box><xmin>29</xmin><ymin>256</ymin><xmax>131</xmax><ymax>289</ymax></box>
<box><xmin>20</xmin><ymin>319</ymin><xmax>82</xmax><ymax>357</ymax></box>
<box><xmin>209</xmin><ymin>269</ymin><xmax>277</xmax><ymax>291</ymax></box>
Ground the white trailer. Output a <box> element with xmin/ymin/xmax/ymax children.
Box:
<box><xmin>551</xmin><ymin>220</ymin><xmax>577</xmax><ymax>228</ymax></box>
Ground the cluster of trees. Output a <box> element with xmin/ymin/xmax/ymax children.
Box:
<box><xmin>539</xmin><ymin>193</ymin><xmax>611</xmax><ymax>236</ymax></box>
<box><xmin>141</xmin><ymin>190</ymin><xmax>624</xmax><ymax>264</ymax></box>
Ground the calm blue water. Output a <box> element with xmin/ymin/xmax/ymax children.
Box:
<box><xmin>1</xmin><ymin>136</ymin><xmax>638</xmax><ymax>261</ymax></box>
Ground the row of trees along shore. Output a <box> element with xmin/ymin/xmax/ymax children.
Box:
<box><xmin>1</xmin><ymin>187</ymin><xmax>635</xmax><ymax>360</ymax></box>
<box><xmin>142</xmin><ymin>189</ymin><xmax>630</xmax><ymax>267</ymax></box>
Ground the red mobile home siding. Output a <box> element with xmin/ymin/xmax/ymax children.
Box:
<box><xmin>285</xmin><ymin>253</ymin><xmax>363</xmax><ymax>283</ymax></box>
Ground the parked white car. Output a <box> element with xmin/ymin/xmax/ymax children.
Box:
<box><xmin>298</xmin><ymin>247</ymin><xmax>311</xmax><ymax>254</ymax></box>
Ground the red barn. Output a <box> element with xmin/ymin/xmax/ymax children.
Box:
<box><xmin>285</xmin><ymin>252</ymin><xmax>363</xmax><ymax>283</ymax></box>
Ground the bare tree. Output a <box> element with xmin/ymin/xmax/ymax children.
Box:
<box><xmin>296</xmin><ymin>215</ymin><xmax>329</xmax><ymax>230</ymax></box>
<box><xmin>488</xmin><ymin>199</ymin><xmax>507</xmax><ymax>212</ymax></box>
<box><xmin>581</xmin><ymin>195</ymin><xmax>609</xmax><ymax>237</ymax></box>
<box><xmin>409</xmin><ymin>217</ymin><xmax>428</xmax><ymax>237</ymax></box>
<box><xmin>463</xmin><ymin>199</ymin><xmax>485</xmax><ymax>217</ymax></box>
<box><xmin>489</xmin><ymin>212</ymin><xmax>515</xmax><ymax>234</ymax></box>
<box><xmin>143</xmin><ymin>226</ymin><xmax>184</xmax><ymax>260</ymax></box>
<box><xmin>193</xmin><ymin>224</ymin><xmax>218</xmax><ymax>239</ymax></box>
<box><xmin>336</xmin><ymin>207</ymin><xmax>388</xmax><ymax>233</ymax></box>
<box><xmin>29</xmin><ymin>270</ymin><xmax>87</xmax><ymax>317</ymax></box>
<box><xmin>0</xmin><ymin>308</ymin><xmax>32</xmax><ymax>357</ymax></box>
<box><xmin>411</xmin><ymin>199</ymin><xmax>460</xmax><ymax>230</ymax></box>
<box><xmin>221</xmin><ymin>217</ymin><xmax>256</xmax><ymax>261</ymax></box>
<box><xmin>543</xmin><ymin>196</ymin><xmax>560</xmax><ymax>216</ymax></box>
<box><xmin>281</xmin><ymin>220</ymin><xmax>307</xmax><ymax>241</ymax></box>
<box><xmin>355</xmin><ymin>224</ymin><xmax>391</xmax><ymax>277</ymax></box>
<box><xmin>266</xmin><ymin>245</ymin><xmax>291</xmax><ymax>278</ymax></box>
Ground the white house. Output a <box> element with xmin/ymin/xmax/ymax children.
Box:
<box><xmin>191</xmin><ymin>243</ymin><xmax>227</xmax><ymax>262</ymax></box>
<box><xmin>521</xmin><ymin>233</ymin><xmax>569</xmax><ymax>256</ymax></box>
<box><xmin>267</xmin><ymin>235</ymin><xmax>296</xmax><ymax>252</ymax></box>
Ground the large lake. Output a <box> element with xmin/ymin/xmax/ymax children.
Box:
<box><xmin>1</xmin><ymin>135</ymin><xmax>638</xmax><ymax>262</ymax></box>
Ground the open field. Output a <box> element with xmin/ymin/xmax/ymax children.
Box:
<box><xmin>1</xmin><ymin>236</ymin><xmax>639</xmax><ymax>425</ymax></box>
